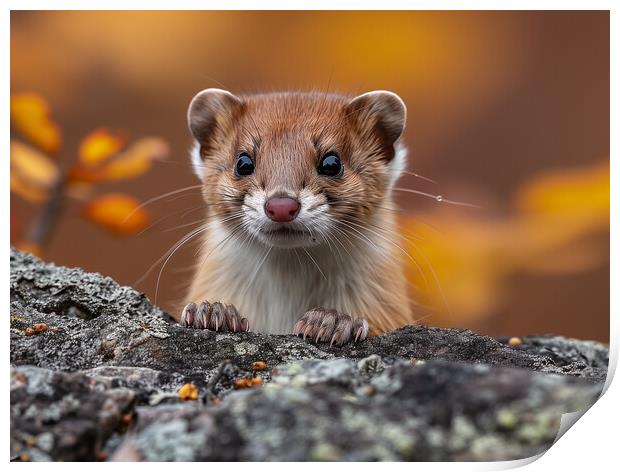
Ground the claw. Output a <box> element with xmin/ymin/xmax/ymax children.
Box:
<box><xmin>352</xmin><ymin>319</ymin><xmax>369</xmax><ymax>342</ymax></box>
<box><xmin>240</xmin><ymin>318</ymin><xmax>250</xmax><ymax>332</ymax></box>
<box><xmin>302</xmin><ymin>323</ymin><xmax>314</xmax><ymax>340</ymax></box>
<box><xmin>316</xmin><ymin>311</ymin><xmax>337</xmax><ymax>342</ymax></box>
<box><xmin>210</xmin><ymin>302</ymin><xmax>225</xmax><ymax>332</ymax></box>
<box><xmin>225</xmin><ymin>304</ymin><xmax>238</xmax><ymax>332</ymax></box>
<box><xmin>181</xmin><ymin>302</ymin><xmax>197</xmax><ymax>327</ymax></box>
<box><xmin>315</xmin><ymin>327</ymin><xmax>326</xmax><ymax>342</ymax></box>
<box><xmin>195</xmin><ymin>301</ymin><xmax>211</xmax><ymax>329</ymax></box>
<box><xmin>293</xmin><ymin>319</ymin><xmax>306</xmax><ymax>336</ymax></box>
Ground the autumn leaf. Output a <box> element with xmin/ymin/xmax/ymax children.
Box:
<box><xmin>516</xmin><ymin>160</ymin><xmax>609</xmax><ymax>220</ymax></box>
<box><xmin>514</xmin><ymin>160</ymin><xmax>609</xmax><ymax>274</ymax></box>
<box><xmin>78</xmin><ymin>129</ymin><xmax>126</xmax><ymax>166</ymax></box>
<box><xmin>102</xmin><ymin>138</ymin><xmax>169</xmax><ymax>180</ymax></box>
<box><xmin>69</xmin><ymin>137</ymin><xmax>168</xmax><ymax>184</ymax></box>
<box><xmin>83</xmin><ymin>193</ymin><xmax>150</xmax><ymax>235</ymax></box>
<box><xmin>10</xmin><ymin>140</ymin><xmax>59</xmax><ymax>203</ymax></box>
<box><xmin>10</xmin><ymin>93</ymin><xmax>62</xmax><ymax>155</ymax></box>
<box><xmin>178</xmin><ymin>383</ymin><xmax>199</xmax><ymax>401</ymax></box>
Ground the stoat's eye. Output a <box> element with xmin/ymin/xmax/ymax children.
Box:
<box><xmin>235</xmin><ymin>152</ymin><xmax>255</xmax><ymax>177</ymax></box>
<box><xmin>317</xmin><ymin>152</ymin><xmax>343</xmax><ymax>177</ymax></box>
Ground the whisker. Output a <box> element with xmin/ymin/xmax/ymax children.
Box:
<box><xmin>154</xmin><ymin>223</ymin><xmax>216</xmax><ymax>303</ymax></box>
<box><xmin>123</xmin><ymin>184</ymin><xmax>204</xmax><ymax>223</ymax></box>
<box><xmin>393</xmin><ymin>187</ymin><xmax>480</xmax><ymax>208</ymax></box>
<box><xmin>357</xmin><ymin>213</ymin><xmax>452</xmax><ymax>317</ymax></box>
<box><xmin>344</xmin><ymin>218</ymin><xmax>430</xmax><ymax>291</ymax></box>
<box><xmin>302</xmin><ymin>247</ymin><xmax>328</xmax><ymax>281</ymax></box>
<box><xmin>198</xmin><ymin>218</ymin><xmax>245</xmax><ymax>266</ymax></box>
<box><xmin>163</xmin><ymin>218</ymin><xmax>206</xmax><ymax>232</ymax></box>
<box><xmin>134</xmin><ymin>213</ymin><xmax>239</xmax><ymax>289</ymax></box>
<box><xmin>399</xmin><ymin>234</ymin><xmax>453</xmax><ymax>317</ymax></box>
<box><xmin>240</xmin><ymin>245</ymin><xmax>273</xmax><ymax>300</ymax></box>
<box><xmin>401</xmin><ymin>170</ymin><xmax>437</xmax><ymax>184</ymax></box>
<box><xmin>293</xmin><ymin>248</ymin><xmax>304</xmax><ymax>271</ymax></box>
<box><xmin>134</xmin><ymin>224</ymin><xmax>207</xmax><ymax>287</ymax></box>
<box><xmin>137</xmin><ymin>205</ymin><xmax>206</xmax><ymax>236</ymax></box>
<box><xmin>411</xmin><ymin>312</ymin><xmax>434</xmax><ymax>325</ymax></box>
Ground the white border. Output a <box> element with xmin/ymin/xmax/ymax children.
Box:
<box><xmin>3</xmin><ymin>3</ymin><xmax>616</xmax><ymax>470</ymax></box>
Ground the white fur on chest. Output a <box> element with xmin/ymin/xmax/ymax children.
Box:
<box><xmin>194</xmin><ymin>221</ymin><xmax>392</xmax><ymax>334</ymax></box>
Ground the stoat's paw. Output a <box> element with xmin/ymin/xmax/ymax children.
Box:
<box><xmin>293</xmin><ymin>307</ymin><xmax>369</xmax><ymax>346</ymax></box>
<box><xmin>180</xmin><ymin>301</ymin><xmax>249</xmax><ymax>332</ymax></box>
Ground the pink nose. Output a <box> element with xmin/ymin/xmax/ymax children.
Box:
<box><xmin>264</xmin><ymin>197</ymin><xmax>300</xmax><ymax>222</ymax></box>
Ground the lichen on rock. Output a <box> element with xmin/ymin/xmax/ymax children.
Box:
<box><xmin>9</xmin><ymin>248</ymin><xmax>608</xmax><ymax>461</ymax></box>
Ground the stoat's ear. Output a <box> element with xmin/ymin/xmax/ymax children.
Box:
<box><xmin>346</xmin><ymin>90</ymin><xmax>407</xmax><ymax>148</ymax></box>
<box><xmin>187</xmin><ymin>88</ymin><xmax>243</xmax><ymax>145</ymax></box>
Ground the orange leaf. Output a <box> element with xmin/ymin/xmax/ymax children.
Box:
<box><xmin>78</xmin><ymin>129</ymin><xmax>126</xmax><ymax>166</ymax></box>
<box><xmin>101</xmin><ymin>138</ymin><xmax>169</xmax><ymax>181</ymax></box>
<box><xmin>516</xmin><ymin>160</ymin><xmax>609</xmax><ymax>219</ymax></box>
<box><xmin>10</xmin><ymin>93</ymin><xmax>62</xmax><ymax>155</ymax></box>
<box><xmin>83</xmin><ymin>193</ymin><xmax>150</xmax><ymax>235</ymax></box>
<box><xmin>10</xmin><ymin>140</ymin><xmax>59</xmax><ymax>203</ymax></box>
<box><xmin>178</xmin><ymin>383</ymin><xmax>199</xmax><ymax>401</ymax></box>
<box><xmin>10</xmin><ymin>174</ymin><xmax>49</xmax><ymax>204</ymax></box>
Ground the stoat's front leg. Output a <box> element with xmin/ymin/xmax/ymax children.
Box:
<box><xmin>180</xmin><ymin>301</ymin><xmax>249</xmax><ymax>333</ymax></box>
<box><xmin>293</xmin><ymin>307</ymin><xmax>369</xmax><ymax>346</ymax></box>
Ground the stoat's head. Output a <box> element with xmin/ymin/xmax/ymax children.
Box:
<box><xmin>188</xmin><ymin>89</ymin><xmax>407</xmax><ymax>249</ymax></box>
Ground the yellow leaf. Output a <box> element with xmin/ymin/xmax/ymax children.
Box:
<box><xmin>102</xmin><ymin>138</ymin><xmax>169</xmax><ymax>180</ymax></box>
<box><xmin>83</xmin><ymin>193</ymin><xmax>150</xmax><ymax>235</ymax></box>
<box><xmin>78</xmin><ymin>129</ymin><xmax>126</xmax><ymax>166</ymax></box>
<box><xmin>103</xmin><ymin>152</ymin><xmax>151</xmax><ymax>180</ymax></box>
<box><xmin>516</xmin><ymin>161</ymin><xmax>609</xmax><ymax>219</ymax></box>
<box><xmin>10</xmin><ymin>94</ymin><xmax>62</xmax><ymax>155</ymax></box>
<box><xmin>10</xmin><ymin>174</ymin><xmax>49</xmax><ymax>203</ymax></box>
<box><xmin>178</xmin><ymin>383</ymin><xmax>199</xmax><ymax>401</ymax></box>
<box><xmin>10</xmin><ymin>140</ymin><xmax>59</xmax><ymax>203</ymax></box>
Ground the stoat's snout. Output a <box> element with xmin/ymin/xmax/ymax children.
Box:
<box><xmin>243</xmin><ymin>188</ymin><xmax>326</xmax><ymax>248</ymax></box>
<box><xmin>264</xmin><ymin>196</ymin><xmax>300</xmax><ymax>222</ymax></box>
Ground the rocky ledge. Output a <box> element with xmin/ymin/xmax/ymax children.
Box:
<box><xmin>10</xmin><ymin>248</ymin><xmax>608</xmax><ymax>461</ymax></box>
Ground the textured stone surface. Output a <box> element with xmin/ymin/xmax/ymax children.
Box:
<box><xmin>9</xmin><ymin>248</ymin><xmax>609</xmax><ymax>461</ymax></box>
<box><xmin>10</xmin><ymin>366</ymin><xmax>135</xmax><ymax>461</ymax></box>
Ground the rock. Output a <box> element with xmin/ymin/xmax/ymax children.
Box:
<box><xmin>10</xmin><ymin>366</ymin><xmax>135</xmax><ymax>461</ymax></box>
<box><xmin>9</xmin><ymin>248</ymin><xmax>608</xmax><ymax>461</ymax></box>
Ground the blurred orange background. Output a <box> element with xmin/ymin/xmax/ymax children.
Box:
<box><xmin>10</xmin><ymin>11</ymin><xmax>610</xmax><ymax>342</ymax></box>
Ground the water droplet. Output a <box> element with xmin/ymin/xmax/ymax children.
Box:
<box><xmin>436</xmin><ymin>195</ymin><xmax>443</xmax><ymax>202</ymax></box>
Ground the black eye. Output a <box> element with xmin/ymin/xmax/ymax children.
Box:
<box><xmin>317</xmin><ymin>153</ymin><xmax>343</xmax><ymax>177</ymax></box>
<box><xmin>235</xmin><ymin>153</ymin><xmax>255</xmax><ymax>177</ymax></box>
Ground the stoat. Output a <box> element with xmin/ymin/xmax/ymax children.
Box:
<box><xmin>180</xmin><ymin>89</ymin><xmax>412</xmax><ymax>345</ymax></box>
